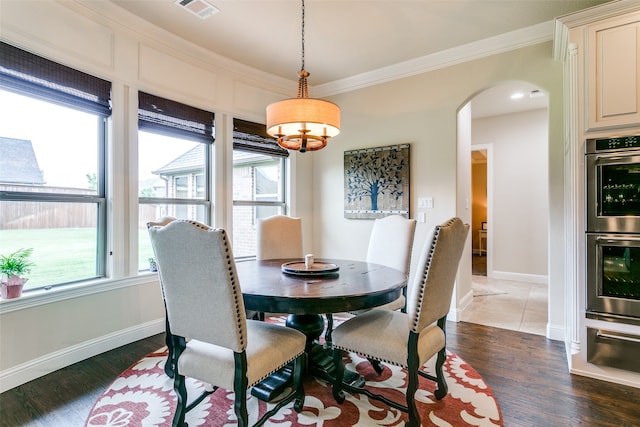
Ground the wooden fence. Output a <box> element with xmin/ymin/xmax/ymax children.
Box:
<box><xmin>0</xmin><ymin>184</ymin><xmax>155</xmax><ymax>230</ymax></box>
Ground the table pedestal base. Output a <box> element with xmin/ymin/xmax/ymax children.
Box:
<box><xmin>251</xmin><ymin>314</ymin><xmax>364</xmax><ymax>402</ymax></box>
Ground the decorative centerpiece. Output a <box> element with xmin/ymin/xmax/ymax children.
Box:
<box><xmin>0</xmin><ymin>248</ymin><xmax>34</xmax><ymax>299</ymax></box>
<box><xmin>281</xmin><ymin>255</ymin><xmax>339</xmax><ymax>276</ymax></box>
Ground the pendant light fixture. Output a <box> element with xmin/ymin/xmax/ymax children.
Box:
<box><xmin>265</xmin><ymin>0</ymin><xmax>340</xmax><ymax>153</ymax></box>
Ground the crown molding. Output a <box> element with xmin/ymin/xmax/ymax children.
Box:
<box><xmin>315</xmin><ymin>21</ymin><xmax>554</xmax><ymax>97</ymax></box>
<box><xmin>67</xmin><ymin>0</ymin><xmax>294</xmax><ymax>93</ymax></box>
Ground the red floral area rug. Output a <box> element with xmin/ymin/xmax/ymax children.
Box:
<box><xmin>86</xmin><ymin>316</ymin><xmax>502</xmax><ymax>426</ymax></box>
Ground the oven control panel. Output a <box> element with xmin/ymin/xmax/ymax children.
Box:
<box><xmin>589</xmin><ymin>135</ymin><xmax>640</xmax><ymax>152</ymax></box>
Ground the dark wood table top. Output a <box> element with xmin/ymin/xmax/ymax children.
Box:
<box><xmin>237</xmin><ymin>258</ymin><xmax>407</xmax><ymax>315</ymax></box>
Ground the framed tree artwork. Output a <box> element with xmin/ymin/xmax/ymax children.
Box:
<box><xmin>344</xmin><ymin>144</ymin><xmax>410</xmax><ymax>219</ymax></box>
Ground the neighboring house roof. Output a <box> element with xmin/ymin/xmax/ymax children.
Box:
<box><xmin>153</xmin><ymin>144</ymin><xmax>278</xmax><ymax>177</ymax></box>
<box><xmin>151</xmin><ymin>143</ymin><xmax>277</xmax><ymax>194</ymax></box>
<box><xmin>152</xmin><ymin>145</ymin><xmax>204</xmax><ymax>176</ymax></box>
<box><xmin>0</xmin><ymin>137</ymin><xmax>46</xmax><ymax>185</ymax></box>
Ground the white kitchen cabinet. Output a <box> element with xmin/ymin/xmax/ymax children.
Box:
<box><xmin>586</xmin><ymin>11</ymin><xmax>640</xmax><ymax>130</ymax></box>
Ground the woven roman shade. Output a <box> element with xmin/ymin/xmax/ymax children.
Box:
<box><xmin>0</xmin><ymin>42</ymin><xmax>111</xmax><ymax>116</ymax></box>
<box><xmin>138</xmin><ymin>91</ymin><xmax>214</xmax><ymax>144</ymax></box>
<box><xmin>233</xmin><ymin>118</ymin><xmax>289</xmax><ymax>158</ymax></box>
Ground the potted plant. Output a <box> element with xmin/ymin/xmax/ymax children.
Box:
<box><xmin>1</xmin><ymin>248</ymin><xmax>34</xmax><ymax>299</ymax></box>
<box><xmin>148</xmin><ymin>257</ymin><xmax>158</xmax><ymax>272</ymax></box>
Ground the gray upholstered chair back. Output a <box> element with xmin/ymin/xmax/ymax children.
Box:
<box><xmin>257</xmin><ymin>215</ymin><xmax>303</xmax><ymax>260</ymax></box>
<box><xmin>407</xmin><ymin>217</ymin><xmax>469</xmax><ymax>332</ymax></box>
<box><xmin>366</xmin><ymin>214</ymin><xmax>416</xmax><ymax>275</ymax></box>
<box><xmin>148</xmin><ymin>220</ymin><xmax>247</xmax><ymax>352</ymax></box>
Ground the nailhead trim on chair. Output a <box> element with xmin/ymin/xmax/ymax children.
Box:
<box><xmin>219</xmin><ymin>227</ymin><xmax>247</xmax><ymax>350</ymax></box>
<box><xmin>333</xmin><ymin>345</ymin><xmax>408</xmax><ymax>369</ymax></box>
<box><xmin>249</xmin><ymin>351</ymin><xmax>306</xmax><ymax>387</ymax></box>
<box><xmin>183</xmin><ymin>219</ymin><xmax>211</xmax><ymax>231</ymax></box>
<box><xmin>410</xmin><ymin>224</ymin><xmax>441</xmax><ymax>334</ymax></box>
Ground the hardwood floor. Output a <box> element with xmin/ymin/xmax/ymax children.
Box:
<box><xmin>0</xmin><ymin>334</ymin><xmax>166</xmax><ymax>427</ymax></box>
<box><xmin>1</xmin><ymin>324</ymin><xmax>639</xmax><ymax>426</ymax></box>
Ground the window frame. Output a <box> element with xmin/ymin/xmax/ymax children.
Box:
<box><xmin>232</xmin><ymin>118</ymin><xmax>289</xmax><ymax>259</ymax></box>
<box><xmin>137</xmin><ymin>92</ymin><xmax>214</xmax><ymax>270</ymax></box>
<box><xmin>0</xmin><ymin>42</ymin><xmax>111</xmax><ymax>290</ymax></box>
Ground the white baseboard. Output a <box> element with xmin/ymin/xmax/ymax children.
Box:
<box><xmin>0</xmin><ymin>318</ymin><xmax>165</xmax><ymax>393</ymax></box>
<box><xmin>489</xmin><ymin>270</ymin><xmax>548</xmax><ymax>284</ymax></box>
<box><xmin>547</xmin><ymin>321</ymin><xmax>564</xmax><ymax>341</ymax></box>
<box><xmin>450</xmin><ymin>288</ymin><xmax>474</xmax><ymax>322</ymax></box>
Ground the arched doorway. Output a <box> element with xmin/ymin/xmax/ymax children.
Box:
<box><xmin>458</xmin><ymin>81</ymin><xmax>550</xmax><ymax>336</ymax></box>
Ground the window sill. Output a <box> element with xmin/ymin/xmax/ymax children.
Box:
<box><xmin>0</xmin><ymin>274</ymin><xmax>160</xmax><ymax>315</ymax></box>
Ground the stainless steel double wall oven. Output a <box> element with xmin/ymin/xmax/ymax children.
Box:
<box><xmin>585</xmin><ymin>135</ymin><xmax>640</xmax><ymax>372</ymax></box>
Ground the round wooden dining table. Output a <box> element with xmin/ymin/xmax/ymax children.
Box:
<box><xmin>237</xmin><ymin>258</ymin><xmax>407</xmax><ymax>315</ymax></box>
<box><xmin>236</xmin><ymin>258</ymin><xmax>408</xmax><ymax>401</ymax></box>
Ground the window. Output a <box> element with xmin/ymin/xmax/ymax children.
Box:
<box><xmin>0</xmin><ymin>42</ymin><xmax>111</xmax><ymax>291</ymax></box>
<box><xmin>138</xmin><ymin>92</ymin><xmax>213</xmax><ymax>270</ymax></box>
<box><xmin>232</xmin><ymin>119</ymin><xmax>288</xmax><ymax>258</ymax></box>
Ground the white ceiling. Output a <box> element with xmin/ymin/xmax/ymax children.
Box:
<box><xmin>109</xmin><ymin>0</ymin><xmax>610</xmax><ymax>117</ymax></box>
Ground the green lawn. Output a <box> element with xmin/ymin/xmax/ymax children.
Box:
<box><xmin>0</xmin><ymin>228</ymin><xmax>154</xmax><ymax>290</ymax></box>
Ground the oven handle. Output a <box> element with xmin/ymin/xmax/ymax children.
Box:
<box><xmin>596</xmin><ymin>331</ymin><xmax>640</xmax><ymax>344</ymax></box>
<box><xmin>595</xmin><ymin>236</ymin><xmax>640</xmax><ymax>243</ymax></box>
<box><xmin>588</xmin><ymin>153</ymin><xmax>640</xmax><ymax>162</ymax></box>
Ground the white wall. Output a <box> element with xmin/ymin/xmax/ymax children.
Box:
<box><xmin>472</xmin><ymin>108</ymin><xmax>549</xmax><ymax>282</ymax></box>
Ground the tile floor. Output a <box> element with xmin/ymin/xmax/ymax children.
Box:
<box><xmin>462</xmin><ymin>275</ymin><xmax>548</xmax><ymax>336</ymax></box>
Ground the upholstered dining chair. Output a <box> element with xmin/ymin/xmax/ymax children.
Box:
<box><xmin>355</xmin><ymin>214</ymin><xmax>416</xmax><ymax>374</ymax></box>
<box><xmin>256</xmin><ymin>214</ymin><xmax>332</xmax><ymax>347</ymax></box>
<box><xmin>254</xmin><ymin>214</ymin><xmax>303</xmax><ymax>321</ymax></box>
<box><xmin>331</xmin><ymin>217</ymin><xmax>469</xmax><ymax>427</ymax></box>
<box><xmin>257</xmin><ymin>214</ymin><xmax>303</xmax><ymax>261</ymax></box>
<box><xmin>365</xmin><ymin>214</ymin><xmax>417</xmax><ymax>312</ymax></box>
<box><xmin>147</xmin><ymin>216</ymin><xmax>178</xmax><ymax>377</ymax></box>
<box><xmin>148</xmin><ymin>219</ymin><xmax>306</xmax><ymax>427</ymax></box>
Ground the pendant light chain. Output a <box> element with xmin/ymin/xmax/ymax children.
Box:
<box><xmin>297</xmin><ymin>0</ymin><xmax>309</xmax><ymax>99</ymax></box>
<box><xmin>301</xmin><ymin>0</ymin><xmax>305</xmax><ymax>72</ymax></box>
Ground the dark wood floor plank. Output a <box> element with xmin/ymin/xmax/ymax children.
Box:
<box><xmin>447</xmin><ymin>322</ymin><xmax>640</xmax><ymax>427</ymax></box>
<box><xmin>1</xmin><ymin>323</ymin><xmax>639</xmax><ymax>426</ymax></box>
<box><xmin>0</xmin><ymin>334</ymin><xmax>165</xmax><ymax>427</ymax></box>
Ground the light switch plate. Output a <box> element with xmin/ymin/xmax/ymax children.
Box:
<box><xmin>418</xmin><ymin>197</ymin><xmax>433</xmax><ymax>209</ymax></box>
<box><xmin>425</xmin><ymin>197</ymin><xmax>433</xmax><ymax>208</ymax></box>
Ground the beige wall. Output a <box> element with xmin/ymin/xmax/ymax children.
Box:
<box><xmin>311</xmin><ymin>42</ymin><xmax>564</xmax><ymax>335</ymax></box>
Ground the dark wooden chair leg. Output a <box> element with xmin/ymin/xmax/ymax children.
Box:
<box><xmin>324</xmin><ymin>313</ymin><xmax>334</xmax><ymax>346</ymax></box>
<box><xmin>233</xmin><ymin>352</ymin><xmax>249</xmax><ymax>427</ymax></box>
<box><xmin>434</xmin><ymin>317</ymin><xmax>448</xmax><ymax>400</ymax></box>
<box><xmin>172</xmin><ymin>374</ymin><xmax>187</xmax><ymax>427</ymax></box>
<box><xmin>164</xmin><ymin>315</ymin><xmax>175</xmax><ymax>378</ymax></box>
<box><xmin>405</xmin><ymin>332</ymin><xmax>421</xmax><ymax>427</ymax></box>
<box><xmin>171</xmin><ymin>336</ymin><xmax>187</xmax><ymax>427</ymax></box>
<box><xmin>293</xmin><ymin>353</ymin><xmax>306</xmax><ymax>412</ymax></box>
<box><xmin>368</xmin><ymin>358</ymin><xmax>384</xmax><ymax>375</ymax></box>
<box><xmin>332</xmin><ymin>349</ymin><xmax>346</xmax><ymax>404</ymax></box>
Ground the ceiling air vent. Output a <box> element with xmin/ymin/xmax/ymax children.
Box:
<box><xmin>175</xmin><ymin>0</ymin><xmax>219</xmax><ymax>19</ymax></box>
